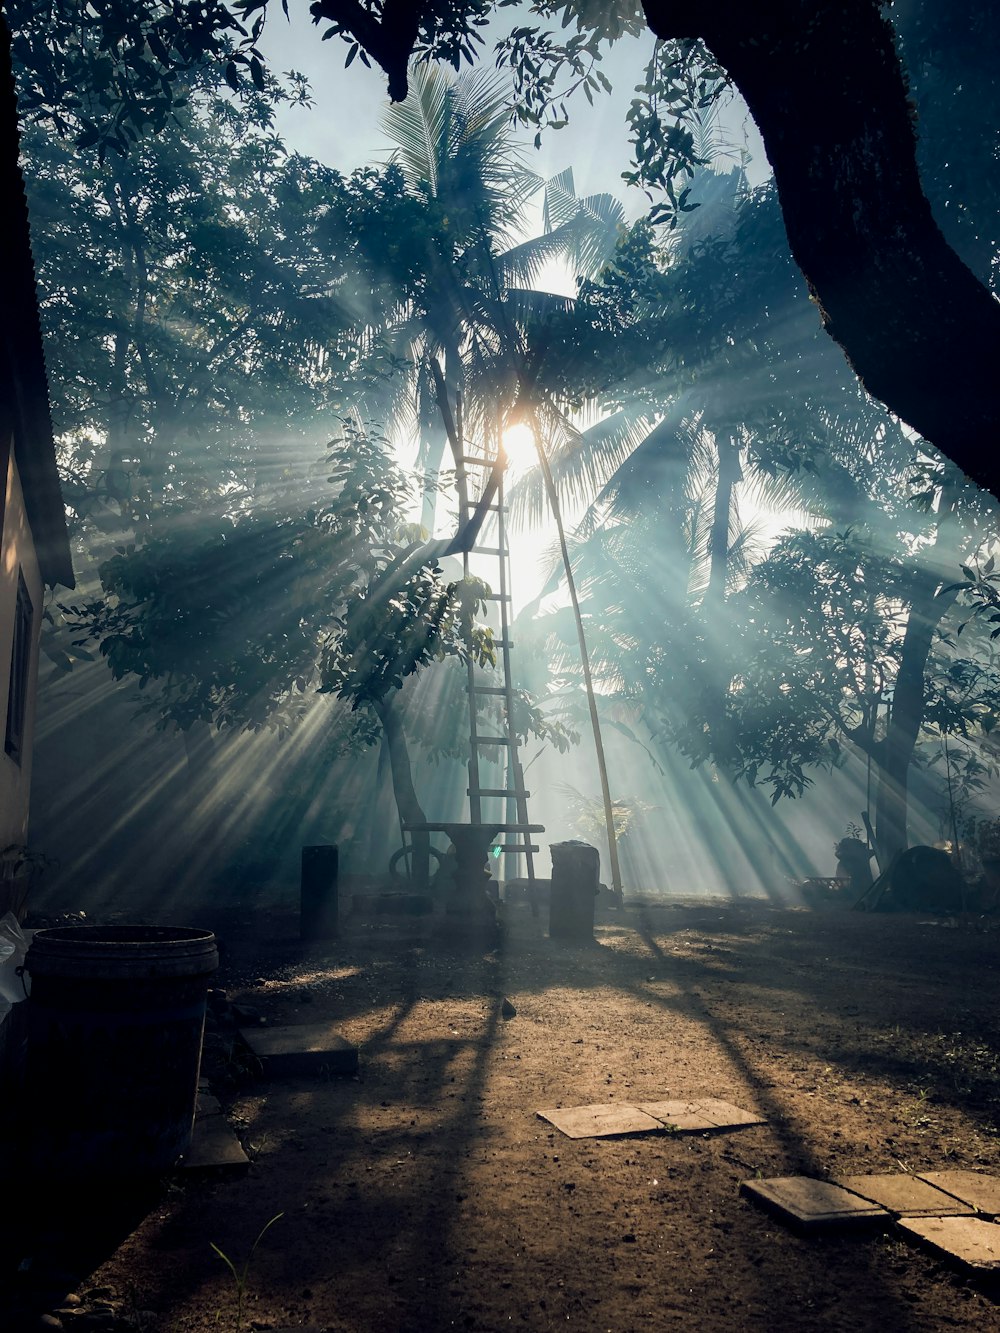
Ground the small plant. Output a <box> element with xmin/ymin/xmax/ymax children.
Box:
<box><xmin>0</xmin><ymin>844</ymin><xmax>55</xmax><ymax>922</ymax></box>
<box><xmin>210</xmin><ymin>1212</ymin><xmax>284</xmax><ymax>1333</ymax></box>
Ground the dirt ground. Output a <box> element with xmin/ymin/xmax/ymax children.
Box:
<box><xmin>6</xmin><ymin>893</ymin><xmax>1000</xmax><ymax>1332</ymax></box>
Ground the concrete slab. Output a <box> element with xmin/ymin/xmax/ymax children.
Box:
<box><xmin>195</xmin><ymin>1092</ymin><xmax>223</xmax><ymax>1117</ymax></box>
<box><xmin>741</xmin><ymin>1176</ymin><xmax>889</xmax><ymax>1229</ymax></box>
<box><xmin>635</xmin><ymin>1100</ymin><xmax>715</xmax><ymax>1131</ymax></box>
<box><xmin>639</xmin><ymin>1099</ymin><xmax>765</xmax><ymax>1132</ymax></box>
<box><xmin>898</xmin><ymin>1215</ymin><xmax>1000</xmax><ymax>1271</ymax></box>
<box><xmin>916</xmin><ymin>1171</ymin><xmax>1000</xmax><ymax>1217</ymax></box>
<box><xmin>240</xmin><ymin>1022</ymin><xmax>359</xmax><ymax>1078</ymax></box>
<box><xmin>181</xmin><ymin>1114</ymin><xmax>249</xmax><ymax>1173</ymax></box>
<box><xmin>537</xmin><ymin>1104</ymin><xmax>664</xmax><ymax>1139</ymax></box>
<box><xmin>833</xmin><ymin>1173</ymin><xmax>976</xmax><ymax>1217</ymax></box>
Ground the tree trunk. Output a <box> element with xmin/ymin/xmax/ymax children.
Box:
<box><xmin>873</xmin><ymin>583</ymin><xmax>957</xmax><ymax>864</ymax></box>
<box><xmin>699</xmin><ymin>433</ymin><xmax>742</xmax><ymax>767</ymax></box>
<box><xmin>372</xmin><ymin>692</ymin><xmax>432</xmax><ymax>890</ymax></box>
<box><xmin>705</xmin><ymin>433</ymin><xmax>741</xmax><ymax>613</ymax></box>
<box><xmin>641</xmin><ymin>0</ymin><xmax>1000</xmax><ymax>499</ymax></box>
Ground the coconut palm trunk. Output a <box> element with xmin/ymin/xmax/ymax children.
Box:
<box><xmin>527</xmin><ymin>410</ymin><xmax>625</xmax><ymax>904</ymax></box>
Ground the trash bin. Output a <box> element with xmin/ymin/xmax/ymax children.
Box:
<box><xmin>549</xmin><ymin>840</ymin><xmax>600</xmax><ymax>942</ymax></box>
<box><xmin>22</xmin><ymin>924</ymin><xmax>218</xmax><ymax>1178</ymax></box>
<box><xmin>301</xmin><ymin>844</ymin><xmax>339</xmax><ymax>941</ymax></box>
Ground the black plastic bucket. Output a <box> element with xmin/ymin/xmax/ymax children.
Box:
<box><xmin>23</xmin><ymin>925</ymin><xmax>218</xmax><ymax>1178</ymax></box>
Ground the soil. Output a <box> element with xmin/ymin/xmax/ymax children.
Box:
<box><xmin>5</xmin><ymin>893</ymin><xmax>1000</xmax><ymax>1332</ymax></box>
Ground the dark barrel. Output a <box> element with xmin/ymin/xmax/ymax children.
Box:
<box><xmin>23</xmin><ymin>925</ymin><xmax>218</xmax><ymax>1178</ymax></box>
<box><xmin>549</xmin><ymin>841</ymin><xmax>600</xmax><ymax>942</ymax></box>
<box><xmin>301</xmin><ymin>844</ymin><xmax>339</xmax><ymax>941</ymax></box>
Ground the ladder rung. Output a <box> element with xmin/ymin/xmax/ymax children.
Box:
<box><xmin>459</xmin><ymin>455</ymin><xmax>497</xmax><ymax>467</ymax></box>
<box><xmin>472</xmin><ymin>685</ymin><xmax>507</xmax><ymax>695</ymax></box>
<box><xmin>483</xmin><ymin>592</ymin><xmax>511</xmax><ymax>601</ymax></box>
<box><xmin>468</xmin><ymin>788</ymin><xmax>531</xmax><ymax>799</ymax></box>
<box><xmin>492</xmin><ymin>639</ymin><xmax>514</xmax><ymax>649</ymax></box>
<box><xmin>475</xmin><ymin>735</ymin><xmax>514</xmax><ymax>745</ymax></box>
<box><xmin>470</xmin><ymin>546</ymin><xmax>504</xmax><ymax>557</ymax></box>
<box><xmin>496</xmin><ymin>844</ymin><xmax>540</xmax><ymax>853</ymax></box>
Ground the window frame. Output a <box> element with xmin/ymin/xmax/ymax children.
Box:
<box><xmin>5</xmin><ymin>569</ymin><xmax>34</xmax><ymax>765</ymax></box>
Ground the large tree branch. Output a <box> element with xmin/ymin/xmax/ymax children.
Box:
<box><xmin>641</xmin><ymin>0</ymin><xmax>1000</xmax><ymax>497</ymax></box>
<box><xmin>308</xmin><ymin>0</ymin><xmax>425</xmax><ymax>100</ymax></box>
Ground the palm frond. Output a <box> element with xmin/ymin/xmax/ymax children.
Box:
<box><xmin>507</xmin><ymin>402</ymin><xmax>654</xmax><ymax>528</ymax></box>
<box><xmin>380</xmin><ymin>63</ymin><xmax>448</xmax><ymax>196</ymax></box>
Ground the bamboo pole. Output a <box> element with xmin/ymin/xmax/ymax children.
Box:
<box><xmin>526</xmin><ymin>408</ymin><xmax>625</xmax><ymax>905</ymax></box>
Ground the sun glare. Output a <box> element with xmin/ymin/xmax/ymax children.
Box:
<box><xmin>501</xmin><ymin>421</ymin><xmax>537</xmax><ymax>474</ymax></box>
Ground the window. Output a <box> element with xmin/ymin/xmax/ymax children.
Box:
<box><xmin>5</xmin><ymin>571</ymin><xmax>33</xmax><ymax>764</ymax></box>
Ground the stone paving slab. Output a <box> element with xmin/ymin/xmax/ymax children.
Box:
<box><xmin>537</xmin><ymin>1104</ymin><xmax>664</xmax><ymax>1139</ymax></box>
<box><xmin>195</xmin><ymin>1091</ymin><xmax>223</xmax><ymax>1117</ymax></box>
<box><xmin>898</xmin><ymin>1215</ymin><xmax>1000</xmax><ymax>1271</ymax></box>
<box><xmin>833</xmin><ymin>1173</ymin><xmax>975</xmax><ymax>1217</ymax></box>
<box><xmin>240</xmin><ymin>1022</ymin><xmax>359</xmax><ymax>1077</ymax></box>
<box><xmin>741</xmin><ymin>1176</ymin><xmax>889</xmax><ymax>1229</ymax></box>
<box><xmin>916</xmin><ymin>1171</ymin><xmax>1000</xmax><ymax>1217</ymax></box>
<box><xmin>181</xmin><ymin>1112</ymin><xmax>249</xmax><ymax>1173</ymax></box>
<box><xmin>639</xmin><ymin>1099</ymin><xmax>765</xmax><ymax>1132</ymax></box>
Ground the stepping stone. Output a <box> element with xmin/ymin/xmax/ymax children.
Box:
<box><xmin>916</xmin><ymin>1170</ymin><xmax>1000</xmax><ymax>1216</ymax></box>
<box><xmin>898</xmin><ymin>1215</ymin><xmax>1000</xmax><ymax>1271</ymax></box>
<box><xmin>181</xmin><ymin>1113</ymin><xmax>249</xmax><ymax>1173</ymax></box>
<box><xmin>195</xmin><ymin>1091</ymin><xmax>223</xmax><ymax>1117</ymax></box>
<box><xmin>537</xmin><ymin>1104</ymin><xmax>664</xmax><ymax>1139</ymax></box>
<box><xmin>833</xmin><ymin>1173</ymin><xmax>975</xmax><ymax>1217</ymax></box>
<box><xmin>240</xmin><ymin>1022</ymin><xmax>359</xmax><ymax>1078</ymax></box>
<box><xmin>638</xmin><ymin>1098</ymin><xmax>765</xmax><ymax>1133</ymax></box>
<box><xmin>741</xmin><ymin>1176</ymin><xmax>889</xmax><ymax>1229</ymax></box>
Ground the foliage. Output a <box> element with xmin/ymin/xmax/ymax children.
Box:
<box><xmin>510</xmin><ymin>157</ymin><xmax>1000</xmax><ymax>862</ymax></box>
<box><xmin>62</xmin><ymin>422</ymin><xmax>494</xmax><ymax>736</ymax></box>
<box><xmin>555</xmin><ymin>780</ymin><xmax>654</xmax><ymax>844</ymax></box>
<box><xmin>621</xmin><ymin>38</ymin><xmax>730</xmax><ymax>226</ymax></box>
<box><xmin>19</xmin><ymin>76</ymin><xmax>368</xmax><ymax>547</ymax></box>
<box><xmin>713</xmin><ymin>493</ymin><xmax>1000</xmax><ymax>810</ymax></box>
<box><xmin>5</xmin><ymin>0</ymin><xmax>310</xmax><ymax>155</ymax></box>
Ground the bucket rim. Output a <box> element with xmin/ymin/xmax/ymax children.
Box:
<box><xmin>24</xmin><ymin>925</ymin><xmax>219</xmax><ymax>979</ymax></box>
<box><xmin>29</xmin><ymin>924</ymin><xmax>216</xmax><ymax>947</ymax></box>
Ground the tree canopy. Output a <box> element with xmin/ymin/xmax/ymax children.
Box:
<box><xmin>7</xmin><ymin>0</ymin><xmax>999</xmax><ymax>496</ymax></box>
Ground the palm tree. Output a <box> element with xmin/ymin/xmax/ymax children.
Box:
<box><xmin>329</xmin><ymin>65</ymin><xmax>635</xmax><ymax>895</ymax></box>
<box><xmin>368</xmin><ymin>64</ymin><xmax>626</xmax><ymax>529</ymax></box>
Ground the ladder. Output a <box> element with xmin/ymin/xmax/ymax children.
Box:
<box><xmin>396</xmin><ymin>363</ymin><xmax>542</xmax><ymax>902</ymax></box>
<box><xmin>456</xmin><ymin>434</ymin><xmax>540</xmax><ymax>889</ymax></box>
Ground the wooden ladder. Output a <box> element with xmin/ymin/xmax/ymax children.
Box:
<box><xmin>397</xmin><ymin>362</ymin><xmax>542</xmax><ymax>901</ymax></box>
<box><xmin>447</xmin><ymin>407</ymin><xmax>539</xmax><ymax>889</ymax></box>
